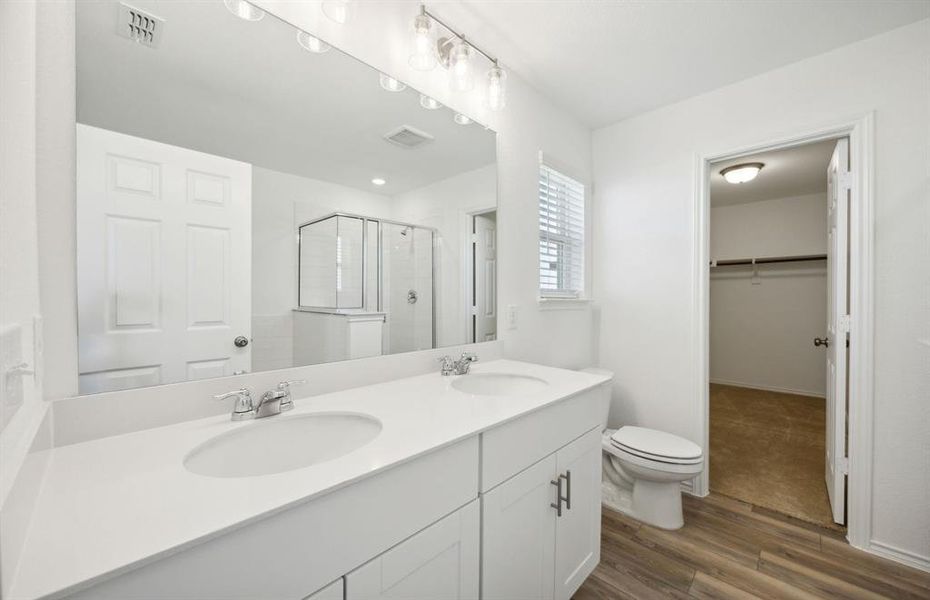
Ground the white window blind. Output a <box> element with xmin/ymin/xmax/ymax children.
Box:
<box><xmin>538</xmin><ymin>163</ymin><xmax>585</xmax><ymax>297</ymax></box>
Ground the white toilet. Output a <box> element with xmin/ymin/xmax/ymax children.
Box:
<box><xmin>581</xmin><ymin>368</ymin><xmax>704</xmax><ymax>530</ymax></box>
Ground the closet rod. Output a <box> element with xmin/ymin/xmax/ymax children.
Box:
<box><xmin>709</xmin><ymin>254</ymin><xmax>827</xmax><ymax>267</ymax></box>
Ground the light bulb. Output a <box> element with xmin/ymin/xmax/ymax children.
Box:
<box><xmin>486</xmin><ymin>63</ymin><xmax>507</xmax><ymax>111</ymax></box>
<box><xmin>296</xmin><ymin>30</ymin><xmax>330</xmax><ymax>53</ymax></box>
<box><xmin>419</xmin><ymin>94</ymin><xmax>441</xmax><ymax>110</ymax></box>
<box><xmin>453</xmin><ymin>113</ymin><xmax>472</xmax><ymax>125</ymax></box>
<box><xmin>721</xmin><ymin>163</ymin><xmax>764</xmax><ymax>184</ymax></box>
<box><xmin>409</xmin><ymin>12</ymin><xmax>436</xmax><ymax>71</ymax></box>
<box><xmin>379</xmin><ymin>73</ymin><xmax>407</xmax><ymax>92</ymax></box>
<box><xmin>321</xmin><ymin>0</ymin><xmax>353</xmax><ymax>24</ymax></box>
<box><xmin>371</xmin><ymin>178</ymin><xmax>386</xmax><ymax>186</ymax></box>
<box><xmin>224</xmin><ymin>0</ymin><xmax>264</xmax><ymax>21</ymax></box>
<box><xmin>448</xmin><ymin>39</ymin><xmax>474</xmax><ymax>92</ymax></box>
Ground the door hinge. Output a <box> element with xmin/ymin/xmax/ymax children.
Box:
<box><xmin>839</xmin><ymin>457</ymin><xmax>849</xmax><ymax>475</ymax></box>
<box><xmin>839</xmin><ymin>170</ymin><xmax>853</xmax><ymax>191</ymax></box>
<box><xmin>838</xmin><ymin>314</ymin><xmax>851</xmax><ymax>333</ymax></box>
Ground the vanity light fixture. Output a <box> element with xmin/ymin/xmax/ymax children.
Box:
<box><xmin>371</xmin><ymin>178</ymin><xmax>387</xmax><ymax>186</ymax></box>
<box><xmin>321</xmin><ymin>0</ymin><xmax>354</xmax><ymax>24</ymax></box>
<box><xmin>296</xmin><ymin>30</ymin><xmax>330</xmax><ymax>53</ymax></box>
<box><xmin>224</xmin><ymin>0</ymin><xmax>264</xmax><ymax>21</ymax></box>
<box><xmin>486</xmin><ymin>61</ymin><xmax>507</xmax><ymax>111</ymax></box>
<box><xmin>721</xmin><ymin>162</ymin><xmax>765</xmax><ymax>184</ymax></box>
<box><xmin>446</xmin><ymin>37</ymin><xmax>474</xmax><ymax>92</ymax></box>
<box><xmin>453</xmin><ymin>113</ymin><xmax>472</xmax><ymax>125</ymax></box>
<box><xmin>379</xmin><ymin>73</ymin><xmax>407</xmax><ymax>92</ymax></box>
<box><xmin>409</xmin><ymin>6</ymin><xmax>436</xmax><ymax>71</ymax></box>
<box><xmin>419</xmin><ymin>94</ymin><xmax>441</xmax><ymax>110</ymax></box>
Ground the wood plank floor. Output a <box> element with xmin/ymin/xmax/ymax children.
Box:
<box><xmin>573</xmin><ymin>494</ymin><xmax>930</xmax><ymax>599</ymax></box>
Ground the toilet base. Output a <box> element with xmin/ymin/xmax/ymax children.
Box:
<box><xmin>631</xmin><ymin>479</ymin><xmax>684</xmax><ymax>530</ymax></box>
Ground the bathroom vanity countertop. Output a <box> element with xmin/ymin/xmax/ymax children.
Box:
<box><xmin>10</xmin><ymin>359</ymin><xmax>610</xmax><ymax>600</ymax></box>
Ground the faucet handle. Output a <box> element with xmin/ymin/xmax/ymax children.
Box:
<box><xmin>460</xmin><ymin>352</ymin><xmax>479</xmax><ymax>363</ymax></box>
<box><xmin>213</xmin><ymin>388</ymin><xmax>255</xmax><ymax>421</ymax></box>
<box><xmin>438</xmin><ymin>355</ymin><xmax>455</xmax><ymax>376</ymax></box>
<box><xmin>275</xmin><ymin>379</ymin><xmax>306</xmax><ymax>411</ymax></box>
<box><xmin>276</xmin><ymin>379</ymin><xmax>307</xmax><ymax>391</ymax></box>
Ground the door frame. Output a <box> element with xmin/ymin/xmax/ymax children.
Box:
<box><xmin>691</xmin><ymin>113</ymin><xmax>874</xmax><ymax>549</ymax></box>
<box><xmin>462</xmin><ymin>206</ymin><xmax>498</xmax><ymax>344</ymax></box>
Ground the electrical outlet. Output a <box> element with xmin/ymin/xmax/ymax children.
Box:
<box><xmin>506</xmin><ymin>304</ymin><xmax>518</xmax><ymax>330</ymax></box>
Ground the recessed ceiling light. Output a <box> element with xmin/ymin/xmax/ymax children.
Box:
<box><xmin>321</xmin><ymin>0</ymin><xmax>354</xmax><ymax>24</ymax></box>
<box><xmin>720</xmin><ymin>162</ymin><xmax>764</xmax><ymax>184</ymax></box>
<box><xmin>453</xmin><ymin>113</ymin><xmax>472</xmax><ymax>125</ymax></box>
<box><xmin>379</xmin><ymin>73</ymin><xmax>407</xmax><ymax>92</ymax></box>
<box><xmin>371</xmin><ymin>178</ymin><xmax>386</xmax><ymax>186</ymax></box>
<box><xmin>224</xmin><ymin>0</ymin><xmax>264</xmax><ymax>21</ymax></box>
<box><xmin>296</xmin><ymin>30</ymin><xmax>330</xmax><ymax>53</ymax></box>
<box><xmin>419</xmin><ymin>94</ymin><xmax>441</xmax><ymax>110</ymax></box>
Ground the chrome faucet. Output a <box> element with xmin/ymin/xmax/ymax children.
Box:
<box><xmin>438</xmin><ymin>352</ymin><xmax>479</xmax><ymax>376</ymax></box>
<box><xmin>213</xmin><ymin>380</ymin><xmax>306</xmax><ymax>421</ymax></box>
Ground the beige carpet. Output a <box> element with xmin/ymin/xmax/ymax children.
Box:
<box><xmin>709</xmin><ymin>383</ymin><xmax>844</xmax><ymax>530</ymax></box>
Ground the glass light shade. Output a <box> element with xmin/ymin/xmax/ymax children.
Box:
<box><xmin>453</xmin><ymin>113</ymin><xmax>472</xmax><ymax>125</ymax></box>
<box><xmin>419</xmin><ymin>94</ymin><xmax>441</xmax><ymax>110</ymax></box>
<box><xmin>409</xmin><ymin>13</ymin><xmax>436</xmax><ymax>71</ymax></box>
<box><xmin>371</xmin><ymin>178</ymin><xmax>386</xmax><ymax>186</ymax></box>
<box><xmin>224</xmin><ymin>0</ymin><xmax>264</xmax><ymax>21</ymax></box>
<box><xmin>321</xmin><ymin>0</ymin><xmax>353</xmax><ymax>24</ymax></box>
<box><xmin>486</xmin><ymin>64</ymin><xmax>507</xmax><ymax>111</ymax></box>
<box><xmin>379</xmin><ymin>73</ymin><xmax>407</xmax><ymax>92</ymax></box>
<box><xmin>448</xmin><ymin>39</ymin><xmax>474</xmax><ymax>92</ymax></box>
<box><xmin>296</xmin><ymin>31</ymin><xmax>330</xmax><ymax>53</ymax></box>
<box><xmin>721</xmin><ymin>163</ymin><xmax>764</xmax><ymax>184</ymax></box>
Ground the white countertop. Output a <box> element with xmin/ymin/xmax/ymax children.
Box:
<box><xmin>10</xmin><ymin>360</ymin><xmax>609</xmax><ymax>600</ymax></box>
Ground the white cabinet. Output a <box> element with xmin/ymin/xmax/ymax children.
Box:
<box><xmin>482</xmin><ymin>428</ymin><xmax>602</xmax><ymax>600</ymax></box>
<box><xmin>304</xmin><ymin>578</ymin><xmax>343</xmax><ymax>600</ymax></box>
<box><xmin>347</xmin><ymin>500</ymin><xmax>479</xmax><ymax>600</ymax></box>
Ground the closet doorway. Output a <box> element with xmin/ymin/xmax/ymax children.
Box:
<box><xmin>707</xmin><ymin>138</ymin><xmax>849</xmax><ymax>531</ymax></box>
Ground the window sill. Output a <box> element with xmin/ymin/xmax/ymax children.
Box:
<box><xmin>537</xmin><ymin>297</ymin><xmax>592</xmax><ymax>311</ymax></box>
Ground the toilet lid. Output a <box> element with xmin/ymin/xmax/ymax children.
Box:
<box><xmin>610</xmin><ymin>426</ymin><xmax>702</xmax><ymax>462</ymax></box>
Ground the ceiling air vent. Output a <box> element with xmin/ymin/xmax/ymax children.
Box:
<box><xmin>117</xmin><ymin>3</ymin><xmax>164</xmax><ymax>48</ymax></box>
<box><xmin>383</xmin><ymin>126</ymin><xmax>434</xmax><ymax>149</ymax></box>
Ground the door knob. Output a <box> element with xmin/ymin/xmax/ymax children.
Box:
<box><xmin>814</xmin><ymin>337</ymin><xmax>830</xmax><ymax>348</ymax></box>
<box><xmin>234</xmin><ymin>336</ymin><xmax>250</xmax><ymax>348</ymax></box>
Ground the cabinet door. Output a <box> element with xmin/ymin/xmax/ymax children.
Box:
<box><xmin>553</xmin><ymin>428</ymin><xmax>603</xmax><ymax>600</ymax></box>
<box><xmin>304</xmin><ymin>578</ymin><xmax>343</xmax><ymax>600</ymax></box>
<box><xmin>482</xmin><ymin>454</ymin><xmax>558</xmax><ymax>600</ymax></box>
<box><xmin>346</xmin><ymin>500</ymin><xmax>479</xmax><ymax>600</ymax></box>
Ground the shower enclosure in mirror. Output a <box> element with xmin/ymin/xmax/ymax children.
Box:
<box><xmin>74</xmin><ymin>0</ymin><xmax>497</xmax><ymax>393</ymax></box>
<box><xmin>296</xmin><ymin>214</ymin><xmax>435</xmax><ymax>364</ymax></box>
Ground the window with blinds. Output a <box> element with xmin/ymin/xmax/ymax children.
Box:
<box><xmin>538</xmin><ymin>163</ymin><xmax>585</xmax><ymax>297</ymax></box>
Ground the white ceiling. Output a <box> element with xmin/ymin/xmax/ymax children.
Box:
<box><xmin>435</xmin><ymin>1</ymin><xmax>930</xmax><ymax>127</ymax></box>
<box><xmin>76</xmin><ymin>1</ymin><xmax>496</xmax><ymax>195</ymax></box>
<box><xmin>710</xmin><ymin>139</ymin><xmax>836</xmax><ymax>207</ymax></box>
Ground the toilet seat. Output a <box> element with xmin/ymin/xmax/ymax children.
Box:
<box><xmin>609</xmin><ymin>426</ymin><xmax>702</xmax><ymax>465</ymax></box>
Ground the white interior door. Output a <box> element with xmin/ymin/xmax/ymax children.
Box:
<box><xmin>824</xmin><ymin>137</ymin><xmax>850</xmax><ymax>525</ymax></box>
<box><xmin>472</xmin><ymin>212</ymin><xmax>497</xmax><ymax>342</ymax></box>
<box><xmin>77</xmin><ymin>124</ymin><xmax>251</xmax><ymax>393</ymax></box>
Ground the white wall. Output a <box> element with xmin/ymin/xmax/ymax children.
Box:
<box><xmin>710</xmin><ymin>194</ymin><xmax>827</xmax><ymax>397</ymax></box>
<box><xmin>593</xmin><ymin>20</ymin><xmax>930</xmax><ymax>565</ymax></box>
<box><xmin>393</xmin><ymin>164</ymin><xmax>497</xmax><ymax>348</ymax></box>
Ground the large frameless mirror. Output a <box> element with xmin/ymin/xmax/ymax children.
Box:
<box><xmin>74</xmin><ymin>0</ymin><xmax>498</xmax><ymax>394</ymax></box>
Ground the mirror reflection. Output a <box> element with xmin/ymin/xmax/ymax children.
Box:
<box><xmin>75</xmin><ymin>0</ymin><xmax>497</xmax><ymax>394</ymax></box>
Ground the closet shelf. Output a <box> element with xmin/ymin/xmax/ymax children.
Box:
<box><xmin>709</xmin><ymin>253</ymin><xmax>827</xmax><ymax>267</ymax></box>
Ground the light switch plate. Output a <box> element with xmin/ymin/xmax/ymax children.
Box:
<box><xmin>506</xmin><ymin>304</ymin><xmax>518</xmax><ymax>330</ymax></box>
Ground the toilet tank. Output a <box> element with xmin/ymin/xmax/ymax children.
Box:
<box><xmin>580</xmin><ymin>367</ymin><xmax>613</xmax><ymax>430</ymax></box>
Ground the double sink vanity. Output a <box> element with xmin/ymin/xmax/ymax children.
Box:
<box><xmin>10</xmin><ymin>360</ymin><xmax>610</xmax><ymax>600</ymax></box>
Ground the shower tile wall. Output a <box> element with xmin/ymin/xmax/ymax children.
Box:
<box><xmin>382</xmin><ymin>225</ymin><xmax>433</xmax><ymax>355</ymax></box>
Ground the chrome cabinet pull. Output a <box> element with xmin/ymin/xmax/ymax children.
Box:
<box><xmin>550</xmin><ymin>477</ymin><xmax>563</xmax><ymax>517</ymax></box>
<box><xmin>563</xmin><ymin>470</ymin><xmax>572</xmax><ymax>510</ymax></box>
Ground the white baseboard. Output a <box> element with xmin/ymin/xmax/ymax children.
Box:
<box><xmin>709</xmin><ymin>378</ymin><xmax>825</xmax><ymax>399</ymax></box>
<box><xmin>867</xmin><ymin>540</ymin><xmax>930</xmax><ymax>573</ymax></box>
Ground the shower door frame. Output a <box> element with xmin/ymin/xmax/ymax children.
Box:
<box><xmin>296</xmin><ymin>212</ymin><xmax>437</xmax><ymax>349</ymax></box>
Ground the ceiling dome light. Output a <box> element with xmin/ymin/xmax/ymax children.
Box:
<box><xmin>486</xmin><ymin>62</ymin><xmax>507</xmax><ymax>111</ymax></box>
<box><xmin>224</xmin><ymin>0</ymin><xmax>264</xmax><ymax>21</ymax></box>
<box><xmin>371</xmin><ymin>178</ymin><xmax>386</xmax><ymax>186</ymax></box>
<box><xmin>720</xmin><ymin>162</ymin><xmax>764</xmax><ymax>184</ymax></box>
<box><xmin>419</xmin><ymin>94</ymin><xmax>441</xmax><ymax>110</ymax></box>
<box><xmin>409</xmin><ymin>8</ymin><xmax>436</xmax><ymax>71</ymax></box>
<box><xmin>379</xmin><ymin>73</ymin><xmax>407</xmax><ymax>92</ymax></box>
<box><xmin>448</xmin><ymin>38</ymin><xmax>474</xmax><ymax>92</ymax></box>
<box><xmin>321</xmin><ymin>0</ymin><xmax>354</xmax><ymax>24</ymax></box>
<box><xmin>453</xmin><ymin>113</ymin><xmax>472</xmax><ymax>125</ymax></box>
<box><xmin>296</xmin><ymin>30</ymin><xmax>330</xmax><ymax>53</ymax></box>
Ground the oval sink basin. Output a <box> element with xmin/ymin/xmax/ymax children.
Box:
<box><xmin>185</xmin><ymin>413</ymin><xmax>382</xmax><ymax>478</ymax></box>
<box><xmin>452</xmin><ymin>373</ymin><xmax>549</xmax><ymax>396</ymax></box>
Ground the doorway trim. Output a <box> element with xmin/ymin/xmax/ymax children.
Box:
<box><xmin>691</xmin><ymin>113</ymin><xmax>874</xmax><ymax>550</ymax></box>
<box><xmin>462</xmin><ymin>206</ymin><xmax>498</xmax><ymax>344</ymax></box>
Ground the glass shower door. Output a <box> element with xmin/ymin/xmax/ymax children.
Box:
<box><xmin>381</xmin><ymin>223</ymin><xmax>434</xmax><ymax>354</ymax></box>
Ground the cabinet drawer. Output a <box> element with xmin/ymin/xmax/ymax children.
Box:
<box><xmin>481</xmin><ymin>386</ymin><xmax>606</xmax><ymax>492</ymax></box>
